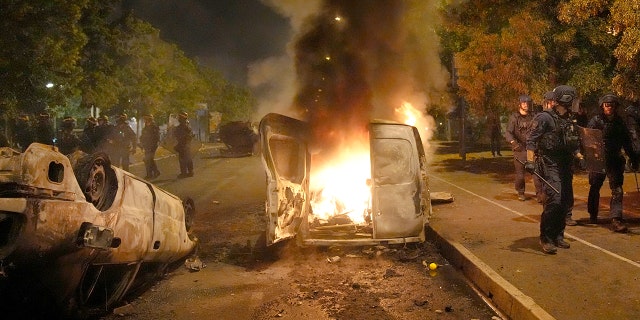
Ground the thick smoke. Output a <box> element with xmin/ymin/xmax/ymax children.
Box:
<box><xmin>255</xmin><ymin>0</ymin><xmax>448</xmax><ymax>156</ymax></box>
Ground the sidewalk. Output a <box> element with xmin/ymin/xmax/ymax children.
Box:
<box><xmin>425</xmin><ymin>142</ymin><xmax>640</xmax><ymax>320</ymax></box>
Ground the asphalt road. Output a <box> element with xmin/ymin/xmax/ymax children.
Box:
<box><xmin>112</xmin><ymin>144</ymin><xmax>502</xmax><ymax>320</ymax></box>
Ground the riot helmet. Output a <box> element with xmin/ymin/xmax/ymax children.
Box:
<box><xmin>598</xmin><ymin>93</ymin><xmax>619</xmax><ymax>108</ymax></box>
<box><xmin>553</xmin><ymin>85</ymin><xmax>577</xmax><ymax>106</ymax></box>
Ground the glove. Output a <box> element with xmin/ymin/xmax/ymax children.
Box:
<box><xmin>578</xmin><ymin>157</ymin><xmax>587</xmax><ymax>171</ymax></box>
<box><xmin>524</xmin><ymin>161</ymin><xmax>535</xmax><ymax>174</ymax></box>
<box><xmin>511</xmin><ymin>141</ymin><xmax>523</xmax><ymax>152</ymax></box>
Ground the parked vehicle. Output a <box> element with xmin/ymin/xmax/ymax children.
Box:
<box><xmin>0</xmin><ymin>143</ymin><xmax>196</xmax><ymax>317</ymax></box>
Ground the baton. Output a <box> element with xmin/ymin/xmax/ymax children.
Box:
<box><xmin>635</xmin><ymin>171</ymin><xmax>639</xmax><ymax>192</ymax></box>
<box><xmin>514</xmin><ymin>156</ymin><xmax>560</xmax><ymax>194</ymax></box>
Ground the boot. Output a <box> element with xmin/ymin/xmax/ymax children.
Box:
<box><xmin>540</xmin><ymin>236</ymin><xmax>557</xmax><ymax>254</ymax></box>
<box><xmin>565</xmin><ymin>215</ymin><xmax>578</xmax><ymax>226</ymax></box>
<box><xmin>554</xmin><ymin>238</ymin><xmax>570</xmax><ymax>249</ymax></box>
<box><xmin>611</xmin><ymin>218</ymin><xmax>628</xmax><ymax>233</ymax></box>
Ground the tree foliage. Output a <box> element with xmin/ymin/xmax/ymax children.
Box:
<box><xmin>0</xmin><ymin>0</ymin><xmax>255</xmax><ymax>129</ymax></box>
<box><xmin>439</xmin><ymin>0</ymin><xmax>640</xmax><ymax>120</ymax></box>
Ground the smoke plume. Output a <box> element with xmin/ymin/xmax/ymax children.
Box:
<box><xmin>255</xmin><ymin>0</ymin><xmax>448</xmax><ymax>155</ymax></box>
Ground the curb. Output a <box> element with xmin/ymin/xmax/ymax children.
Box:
<box><xmin>425</xmin><ymin>226</ymin><xmax>555</xmax><ymax>320</ymax></box>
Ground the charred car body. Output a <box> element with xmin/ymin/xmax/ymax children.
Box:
<box><xmin>0</xmin><ymin>143</ymin><xmax>196</xmax><ymax>316</ymax></box>
<box><xmin>259</xmin><ymin>113</ymin><xmax>431</xmax><ymax>246</ymax></box>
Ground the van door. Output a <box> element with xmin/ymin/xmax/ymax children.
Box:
<box><xmin>369</xmin><ymin>122</ymin><xmax>429</xmax><ymax>240</ymax></box>
<box><xmin>259</xmin><ymin>113</ymin><xmax>310</xmax><ymax>245</ymax></box>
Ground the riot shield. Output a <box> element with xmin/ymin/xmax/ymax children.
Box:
<box><xmin>579</xmin><ymin>126</ymin><xmax>605</xmax><ymax>173</ymax></box>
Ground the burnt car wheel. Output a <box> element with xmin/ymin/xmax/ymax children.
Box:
<box><xmin>77</xmin><ymin>264</ymin><xmax>139</xmax><ymax>313</ymax></box>
<box><xmin>183</xmin><ymin>197</ymin><xmax>195</xmax><ymax>232</ymax></box>
<box><xmin>75</xmin><ymin>153</ymin><xmax>117</xmax><ymax>211</ymax></box>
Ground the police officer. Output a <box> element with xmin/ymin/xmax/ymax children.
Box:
<box><xmin>80</xmin><ymin>117</ymin><xmax>98</xmax><ymax>153</ymax></box>
<box><xmin>587</xmin><ymin>94</ymin><xmax>637</xmax><ymax>233</ymax></box>
<box><xmin>174</xmin><ymin>111</ymin><xmax>194</xmax><ymax>178</ymax></box>
<box><xmin>526</xmin><ymin>85</ymin><xmax>585</xmax><ymax>254</ymax></box>
<box><xmin>140</xmin><ymin>114</ymin><xmax>161</xmax><ymax>179</ymax></box>
<box><xmin>506</xmin><ymin>95</ymin><xmax>543</xmax><ymax>202</ymax></box>
<box><xmin>34</xmin><ymin>112</ymin><xmax>54</xmax><ymax>145</ymax></box>
<box><xmin>112</xmin><ymin>114</ymin><xmax>137</xmax><ymax>171</ymax></box>
<box><xmin>56</xmin><ymin>116</ymin><xmax>81</xmax><ymax>155</ymax></box>
<box><xmin>95</xmin><ymin>115</ymin><xmax>115</xmax><ymax>155</ymax></box>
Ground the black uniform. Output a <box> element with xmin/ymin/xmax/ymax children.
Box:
<box><xmin>624</xmin><ymin>104</ymin><xmax>640</xmax><ymax>156</ymax></box>
<box><xmin>112</xmin><ymin>121</ymin><xmax>137</xmax><ymax>171</ymax></box>
<box><xmin>56</xmin><ymin>127</ymin><xmax>81</xmax><ymax>155</ymax></box>
<box><xmin>34</xmin><ymin>117</ymin><xmax>54</xmax><ymax>145</ymax></box>
<box><xmin>140</xmin><ymin>119</ymin><xmax>161</xmax><ymax>179</ymax></box>
<box><xmin>586</xmin><ymin>112</ymin><xmax>635</xmax><ymax>222</ymax></box>
<box><xmin>174</xmin><ymin>118</ymin><xmax>194</xmax><ymax>177</ymax></box>
<box><xmin>527</xmin><ymin>106</ymin><xmax>581</xmax><ymax>251</ymax></box>
<box><xmin>505</xmin><ymin>108</ymin><xmax>543</xmax><ymax>201</ymax></box>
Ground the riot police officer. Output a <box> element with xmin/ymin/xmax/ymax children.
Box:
<box><xmin>526</xmin><ymin>85</ymin><xmax>585</xmax><ymax>254</ymax></box>
<box><xmin>506</xmin><ymin>95</ymin><xmax>543</xmax><ymax>202</ymax></box>
<box><xmin>587</xmin><ymin>94</ymin><xmax>636</xmax><ymax>233</ymax></box>
<box><xmin>140</xmin><ymin>114</ymin><xmax>161</xmax><ymax>179</ymax></box>
<box><xmin>174</xmin><ymin>111</ymin><xmax>194</xmax><ymax>178</ymax></box>
<box><xmin>112</xmin><ymin>114</ymin><xmax>137</xmax><ymax>171</ymax></box>
<box><xmin>34</xmin><ymin>112</ymin><xmax>54</xmax><ymax>145</ymax></box>
<box><xmin>56</xmin><ymin>116</ymin><xmax>81</xmax><ymax>155</ymax></box>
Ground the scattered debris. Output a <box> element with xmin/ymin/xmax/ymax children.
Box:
<box><xmin>413</xmin><ymin>299</ymin><xmax>429</xmax><ymax>307</ymax></box>
<box><xmin>430</xmin><ymin>191</ymin><xmax>455</xmax><ymax>204</ymax></box>
<box><xmin>327</xmin><ymin>256</ymin><xmax>341</xmax><ymax>263</ymax></box>
<box><xmin>184</xmin><ymin>256</ymin><xmax>206</xmax><ymax>271</ymax></box>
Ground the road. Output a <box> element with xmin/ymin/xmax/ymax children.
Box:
<box><xmin>100</xmin><ymin>145</ymin><xmax>502</xmax><ymax>320</ymax></box>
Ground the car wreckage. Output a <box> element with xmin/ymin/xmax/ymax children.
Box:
<box><xmin>0</xmin><ymin>143</ymin><xmax>197</xmax><ymax>316</ymax></box>
<box><xmin>259</xmin><ymin>113</ymin><xmax>431</xmax><ymax>247</ymax></box>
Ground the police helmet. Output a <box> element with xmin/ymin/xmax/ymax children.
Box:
<box><xmin>598</xmin><ymin>93</ymin><xmax>619</xmax><ymax>108</ymax></box>
<box><xmin>86</xmin><ymin>117</ymin><xmax>97</xmax><ymax>125</ymax></box>
<box><xmin>553</xmin><ymin>85</ymin><xmax>577</xmax><ymax>105</ymax></box>
<box><xmin>518</xmin><ymin>95</ymin><xmax>532</xmax><ymax>103</ymax></box>
<box><xmin>178</xmin><ymin>111</ymin><xmax>188</xmax><ymax>119</ymax></box>
<box><xmin>98</xmin><ymin>115</ymin><xmax>108</xmax><ymax>122</ymax></box>
<box><xmin>117</xmin><ymin>113</ymin><xmax>128</xmax><ymax>123</ymax></box>
<box><xmin>543</xmin><ymin>91</ymin><xmax>555</xmax><ymax>101</ymax></box>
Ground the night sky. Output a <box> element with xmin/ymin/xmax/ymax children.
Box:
<box><xmin>122</xmin><ymin>0</ymin><xmax>291</xmax><ymax>85</ymax></box>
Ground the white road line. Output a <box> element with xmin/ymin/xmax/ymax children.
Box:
<box><xmin>430</xmin><ymin>174</ymin><xmax>640</xmax><ymax>269</ymax></box>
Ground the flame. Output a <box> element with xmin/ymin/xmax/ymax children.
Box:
<box><xmin>308</xmin><ymin>101</ymin><xmax>429</xmax><ymax>227</ymax></box>
<box><xmin>396</xmin><ymin>101</ymin><xmax>419</xmax><ymax>126</ymax></box>
<box><xmin>309</xmin><ymin>141</ymin><xmax>371</xmax><ymax>225</ymax></box>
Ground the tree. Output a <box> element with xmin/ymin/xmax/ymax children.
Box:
<box><xmin>0</xmin><ymin>0</ymin><xmax>88</xmax><ymax>116</ymax></box>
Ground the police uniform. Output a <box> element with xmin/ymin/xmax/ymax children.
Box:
<box><xmin>112</xmin><ymin>114</ymin><xmax>137</xmax><ymax>171</ymax></box>
<box><xmin>140</xmin><ymin>115</ymin><xmax>161</xmax><ymax>179</ymax></box>
<box><xmin>174</xmin><ymin>112</ymin><xmax>194</xmax><ymax>178</ymax></box>
<box><xmin>34</xmin><ymin>113</ymin><xmax>54</xmax><ymax>145</ymax></box>
<box><xmin>526</xmin><ymin>85</ymin><xmax>583</xmax><ymax>254</ymax></box>
<box><xmin>56</xmin><ymin>117</ymin><xmax>81</xmax><ymax>155</ymax></box>
<box><xmin>587</xmin><ymin>94</ymin><xmax>636</xmax><ymax>232</ymax></box>
<box><xmin>505</xmin><ymin>95</ymin><xmax>543</xmax><ymax>201</ymax></box>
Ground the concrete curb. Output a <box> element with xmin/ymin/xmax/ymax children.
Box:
<box><xmin>425</xmin><ymin>226</ymin><xmax>555</xmax><ymax>320</ymax></box>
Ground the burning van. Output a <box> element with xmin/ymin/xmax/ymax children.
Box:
<box><xmin>259</xmin><ymin>113</ymin><xmax>431</xmax><ymax>246</ymax></box>
<box><xmin>0</xmin><ymin>143</ymin><xmax>196</xmax><ymax>316</ymax></box>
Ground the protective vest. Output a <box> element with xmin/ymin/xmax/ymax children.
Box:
<box><xmin>538</xmin><ymin>110</ymin><xmax>580</xmax><ymax>156</ymax></box>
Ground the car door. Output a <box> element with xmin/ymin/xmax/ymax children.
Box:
<box><xmin>369</xmin><ymin>122</ymin><xmax>429</xmax><ymax>239</ymax></box>
<box><xmin>259</xmin><ymin>113</ymin><xmax>310</xmax><ymax>245</ymax></box>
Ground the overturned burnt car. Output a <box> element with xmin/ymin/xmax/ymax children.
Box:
<box><xmin>0</xmin><ymin>143</ymin><xmax>196</xmax><ymax>317</ymax></box>
<box><xmin>259</xmin><ymin>113</ymin><xmax>431</xmax><ymax>246</ymax></box>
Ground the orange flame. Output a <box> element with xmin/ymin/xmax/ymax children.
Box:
<box><xmin>308</xmin><ymin>101</ymin><xmax>429</xmax><ymax>226</ymax></box>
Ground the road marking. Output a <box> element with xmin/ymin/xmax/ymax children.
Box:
<box><xmin>430</xmin><ymin>174</ymin><xmax>640</xmax><ymax>269</ymax></box>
